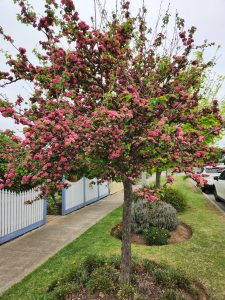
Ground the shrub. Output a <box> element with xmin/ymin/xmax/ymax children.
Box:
<box><xmin>114</xmin><ymin>225</ymin><xmax>123</xmax><ymax>240</ymax></box>
<box><xmin>143</xmin><ymin>227</ymin><xmax>170</xmax><ymax>246</ymax></box>
<box><xmin>172</xmin><ymin>271</ymin><xmax>199</xmax><ymax>298</ymax></box>
<box><xmin>87</xmin><ymin>265</ymin><xmax>119</xmax><ymax>294</ymax></box>
<box><xmin>48</xmin><ymin>282</ymin><xmax>80</xmax><ymax>300</ymax></box>
<box><xmin>172</xmin><ymin>271</ymin><xmax>192</xmax><ymax>291</ymax></box>
<box><xmin>142</xmin><ymin>259</ymin><xmax>158</xmax><ymax>273</ymax></box>
<box><xmin>159</xmin><ymin>186</ymin><xmax>187</xmax><ymax>212</ymax></box>
<box><xmin>131</xmin><ymin>200</ymin><xmax>179</xmax><ymax>233</ymax></box>
<box><xmin>152</xmin><ymin>268</ymin><xmax>197</xmax><ymax>297</ymax></box>
<box><xmin>152</xmin><ymin>269</ymin><xmax>177</xmax><ymax>288</ymax></box>
<box><xmin>117</xmin><ymin>283</ymin><xmax>137</xmax><ymax>299</ymax></box>
<box><xmin>148</xmin><ymin>201</ymin><xmax>179</xmax><ymax>230</ymax></box>
<box><xmin>107</xmin><ymin>255</ymin><xmax>121</xmax><ymax>269</ymax></box>
<box><xmin>131</xmin><ymin>199</ymin><xmax>150</xmax><ymax>233</ymax></box>
<box><xmin>65</xmin><ymin>267</ymin><xmax>89</xmax><ymax>286</ymax></box>
<box><xmin>161</xmin><ymin>290</ymin><xmax>186</xmax><ymax>300</ymax></box>
<box><xmin>47</xmin><ymin>266</ymin><xmax>88</xmax><ymax>293</ymax></box>
<box><xmin>82</xmin><ymin>253</ymin><xmax>105</xmax><ymax>274</ymax></box>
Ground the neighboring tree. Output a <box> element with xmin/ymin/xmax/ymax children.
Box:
<box><xmin>0</xmin><ymin>0</ymin><xmax>224</xmax><ymax>283</ymax></box>
<box><xmin>0</xmin><ymin>131</ymin><xmax>11</xmax><ymax>186</ymax></box>
<box><xmin>0</xmin><ymin>130</ymin><xmax>35</xmax><ymax>191</ymax></box>
<box><xmin>151</xmin><ymin>49</ymin><xmax>225</xmax><ymax>188</ymax></box>
<box><xmin>155</xmin><ymin>169</ymin><xmax>162</xmax><ymax>189</ymax></box>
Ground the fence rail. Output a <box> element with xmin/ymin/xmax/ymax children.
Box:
<box><xmin>0</xmin><ymin>188</ymin><xmax>46</xmax><ymax>245</ymax></box>
<box><xmin>62</xmin><ymin>177</ymin><xmax>109</xmax><ymax>215</ymax></box>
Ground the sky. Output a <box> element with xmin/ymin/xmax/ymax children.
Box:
<box><xmin>0</xmin><ymin>0</ymin><xmax>225</xmax><ymax>143</ymax></box>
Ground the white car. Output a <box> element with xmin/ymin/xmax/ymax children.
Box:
<box><xmin>214</xmin><ymin>170</ymin><xmax>225</xmax><ymax>202</ymax></box>
<box><xmin>198</xmin><ymin>166</ymin><xmax>225</xmax><ymax>193</ymax></box>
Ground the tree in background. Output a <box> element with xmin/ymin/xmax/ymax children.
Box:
<box><xmin>0</xmin><ymin>130</ymin><xmax>36</xmax><ymax>192</ymax></box>
<box><xmin>0</xmin><ymin>0</ymin><xmax>224</xmax><ymax>283</ymax></box>
<box><xmin>148</xmin><ymin>45</ymin><xmax>225</xmax><ymax>188</ymax></box>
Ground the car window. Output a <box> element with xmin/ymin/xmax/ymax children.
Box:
<box><xmin>219</xmin><ymin>170</ymin><xmax>225</xmax><ymax>180</ymax></box>
<box><xmin>205</xmin><ymin>167</ymin><xmax>224</xmax><ymax>174</ymax></box>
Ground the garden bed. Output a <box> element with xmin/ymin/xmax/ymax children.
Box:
<box><xmin>111</xmin><ymin>222</ymin><xmax>192</xmax><ymax>246</ymax></box>
<box><xmin>46</xmin><ymin>255</ymin><xmax>208</xmax><ymax>300</ymax></box>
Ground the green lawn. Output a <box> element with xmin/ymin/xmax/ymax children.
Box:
<box><xmin>1</xmin><ymin>177</ymin><xmax>225</xmax><ymax>300</ymax></box>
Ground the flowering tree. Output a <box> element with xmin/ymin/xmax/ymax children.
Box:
<box><xmin>153</xmin><ymin>59</ymin><xmax>225</xmax><ymax>188</ymax></box>
<box><xmin>0</xmin><ymin>0</ymin><xmax>224</xmax><ymax>283</ymax></box>
<box><xmin>0</xmin><ymin>130</ymin><xmax>37</xmax><ymax>191</ymax></box>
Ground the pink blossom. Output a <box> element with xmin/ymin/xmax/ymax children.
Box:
<box><xmin>52</xmin><ymin>78</ymin><xmax>60</xmax><ymax>84</ymax></box>
<box><xmin>166</xmin><ymin>175</ymin><xmax>174</xmax><ymax>184</ymax></box>
<box><xmin>198</xmin><ymin>136</ymin><xmax>205</xmax><ymax>142</ymax></box>
<box><xmin>78</xmin><ymin>21</ymin><xmax>89</xmax><ymax>31</ymax></box>
<box><xmin>146</xmin><ymin>195</ymin><xmax>160</xmax><ymax>201</ymax></box>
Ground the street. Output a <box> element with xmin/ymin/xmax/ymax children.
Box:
<box><xmin>189</xmin><ymin>179</ymin><xmax>225</xmax><ymax>215</ymax></box>
<box><xmin>203</xmin><ymin>191</ymin><xmax>225</xmax><ymax>215</ymax></box>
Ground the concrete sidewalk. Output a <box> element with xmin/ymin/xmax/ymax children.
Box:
<box><xmin>0</xmin><ymin>191</ymin><xmax>123</xmax><ymax>295</ymax></box>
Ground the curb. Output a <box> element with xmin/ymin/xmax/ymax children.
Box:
<box><xmin>189</xmin><ymin>179</ymin><xmax>225</xmax><ymax>217</ymax></box>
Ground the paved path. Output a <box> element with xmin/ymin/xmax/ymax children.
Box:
<box><xmin>0</xmin><ymin>191</ymin><xmax>123</xmax><ymax>295</ymax></box>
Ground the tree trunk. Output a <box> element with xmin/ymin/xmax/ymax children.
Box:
<box><xmin>120</xmin><ymin>178</ymin><xmax>133</xmax><ymax>284</ymax></box>
<box><xmin>50</xmin><ymin>190</ymin><xmax>57</xmax><ymax>204</ymax></box>
<box><xmin>156</xmin><ymin>170</ymin><xmax>162</xmax><ymax>189</ymax></box>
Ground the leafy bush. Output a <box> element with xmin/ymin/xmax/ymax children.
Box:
<box><xmin>148</xmin><ymin>201</ymin><xmax>179</xmax><ymax>230</ymax></box>
<box><xmin>82</xmin><ymin>253</ymin><xmax>105</xmax><ymax>274</ymax></box>
<box><xmin>107</xmin><ymin>255</ymin><xmax>121</xmax><ymax>269</ymax></box>
<box><xmin>48</xmin><ymin>282</ymin><xmax>79</xmax><ymax>300</ymax></box>
<box><xmin>131</xmin><ymin>199</ymin><xmax>150</xmax><ymax>233</ymax></box>
<box><xmin>172</xmin><ymin>271</ymin><xmax>193</xmax><ymax>291</ymax></box>
<box><xmin>113</xmin><ymin>225</ymin><xmax>123</xmax><ymax>240</ymax></box>
<box><xmin>117</xmin><ymin>283</ymin><xmax>137</xmax><ymax>299</ymax></box>
<box><xmin>65</xmin><ymin>267</ymin><xmax>89</xmax><ymax>286</ymax></box>
<box><xmin>131</xmin><ymin>200</ymin><xmax>179</xmax><ymax>233</ymax></box>
<box><xmin>152</xmin><ymin>268</ymin><xmax>177</xmax><ymax>288</ymax></box>
<box><xmin>143</xmin><ymin>259</ymin><xmax>158</xmax><ymax>273</ymax></box>
<box><xmin>152</xmin><ymin>267</ymin><xmax>197</xmax><ymax>297</ymax></box>
<box><xmin>143</xmin><ymin>227</ymin><xmax>170</xmax><ymax>245</ymax></box>
<box><xmin>47</xmin><ymin>266</ymin><xmax>88</xmax><ymax>293</ymax></box>
<box><xmin>161</xmin><ymin>290</ymin><xmax>186</xmax><ymax>300</ymax></box>
<box><xmin>172</xmin><ymin>271</ymin><xmax>199</xmax><ymax>298</ymax></box>
<box><xmin>159</xmin><ymin>186</ymin><xmax>187</xmax><ymax>212</ymax></box>
<box><xmin>87</xmin><ymin>265</ymin><xmax>119</xmax><ymax>294</ymax></box>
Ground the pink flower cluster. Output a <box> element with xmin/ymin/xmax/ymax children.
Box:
<box><xmin>133</xmin><ymin>187</ymin><xmax>160</xmax><ymax>202</ymax></box>
<box><xmin>166</xmin><ymin>175</ymin><xmax>174</xmax><ymax>184</ymax></box>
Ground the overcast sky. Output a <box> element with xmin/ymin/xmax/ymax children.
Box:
<box><xmin>0</xmin><ymin>0</ymin><xmax>225</xmax><ymax>144</ymax></box>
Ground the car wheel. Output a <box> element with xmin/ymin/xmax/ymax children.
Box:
<box><xmin>205</xmin><ymin>188</ymin><xmax>210</xmax><ymax>194</ymax></box>
<box><xmin>214</xmin><ymin>189</ymin><xmax>221</xmax><ymax>202</ymax></box>
<box><xmin>201</xmin><ymin>186</ymin><xmax>207</xmax><ymax>193</ymax></box>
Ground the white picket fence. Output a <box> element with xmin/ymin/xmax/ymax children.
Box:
<box><xmin>62</xmin><ymin>177</ymin><xmax>109</xmax><ymax>215</ymax></box>
<box><xmin>0</xmin><ymin>188</ymin><xmax>46</xmax><ymax>245</ymax></box>
<box><xmin>98</xmin><ymin>181</ymin><xmax>109</xmax><ymax>199</ymax></box>
<box><xmin>0</xmin><ymin>177</ymin><xmax>109</xmax><ymax>244</ymax></box>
